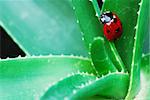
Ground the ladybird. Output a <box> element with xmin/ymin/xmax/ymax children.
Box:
<box><xmin>100</xmin><ymin>11</ymin><xmax>122</xmax><ymax>41</ymax></box>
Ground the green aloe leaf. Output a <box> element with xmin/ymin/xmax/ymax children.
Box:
<box><xmin>41</xmin><ymin>72</ymin><xmax>129</xmax><ymax>99</ymax></box>
<box><xmin>72</xmin><ymin>0</ymin><xmax>103</xmax><ymax>47</ymax></box>
<box><xmin>125</xmin><ymin>0</ymin><xmax>149</xmax><ymax>98</ymax></box>
<box><xmin>0</xmin><ymin>0</ymin><xmax>87</xmax><ymax>56</ymax></box>
<box><xmin>136</xmin><ymin>54</ymin><xmax>150</xmax><ymax>99</ymax></box>
<box><xmin>41</xmin><ymin>73</ymin><xmax>97</xmax><ymax>100</ymax></box>
<box><xmin>0</xmin><ymin>56</ymin><xmax>96</xmax><ymax>99</ymax></box>
<box><xmin>90</xmin><ymin>37</ymin><xmax>117</xmax><ymax>75</ymax></box>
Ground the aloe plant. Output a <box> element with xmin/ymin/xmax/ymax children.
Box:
<box><xmin>0</xmin><ymin>0</ymin><xmax>149</xmax><ymax>100</ymax></box>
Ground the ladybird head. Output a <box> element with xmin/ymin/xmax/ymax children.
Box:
<box><xmin>100</xmin><ymin>11</ymin><xmax>113</xmax><ymax>24</ymax></box>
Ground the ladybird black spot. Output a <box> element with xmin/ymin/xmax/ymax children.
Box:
<box><xmin>107</xmin><ymin>30</ymin><xmax>110</xmax><ymax>33</ymax></box>
<box><xmin>115</xmin><ymin>28</ymin><xmax>120</xmax><ymax>32</ymax></box>
<box><xmin>114</xmin><ymin>18</ymin><xmax>117</xmax><ymax>23</ymax></box>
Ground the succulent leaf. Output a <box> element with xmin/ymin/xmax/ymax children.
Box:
<box><xmin>136</xmin><ymin>53</ymin><xmax>150</xmax><ymax>99</ymax></box>
<box><xmin>41</xmin><ymin>73</ymin><xmax>97</xmax><ymax>100</ymax></box>
<box><xmin>0</xmin><ymin>56</ymin><xmax>96</xmax><ymax>99</ymax></box>
<box><xmin>125</xmin><ymin>0</ymin><xmax>149</xmax><ymax>98</ymax></box>
<box><xmin>72</xmin><ymin>0</ymin><xmax>103</xmax><ymax>47</ymax></box>
<box><xmin>0</xmin><ymin>0</ymin><xmax>87</xmax><ymax>56</ymax></box>
<box><xmin>41</xmin><ymin>72</ymin><xmax>129</xmax><ymax>99</ymax></box>
<box><xmin>90</xmin><ymin>37</ymin><xmax>117</xmax><ymax>75</ymax></box>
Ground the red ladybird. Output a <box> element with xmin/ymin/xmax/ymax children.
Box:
<box><xmin>100</xmin><ymin>11</ymin><xmax>122</xmax><ymax>41</ymax></box>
